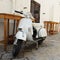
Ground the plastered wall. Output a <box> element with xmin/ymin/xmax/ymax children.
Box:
<box><xmin>0</xmin><ymin>0</ymin><xmax>60</xmax><ymax>26</ymax></box>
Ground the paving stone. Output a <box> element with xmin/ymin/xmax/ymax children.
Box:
<box><xmin>25</xmin><ymin>57</ymin><xmax>36</xmax><ymax>60</ymax></box>
<box><xmin>0</xmin><ymin>45</ymin><xmax>5</xmax><ymax>51</ymax></box>
<box><xmin>0</xmin><ymin>51</ymin><xmax>6</xmax><ymax>59</ymax></box>
<box><xmin>12</xmin><ymin>58</ymin><xmax>26</xmax><ymax>60</ymax></box>
<box><xmin>53</xmin><ymin>56</ymin><xmax>60</xmax><ymax>60</ymax></box>
<box><xmin>0</xmin><ymin>33</ymin><xmax>60</xmax><ymax>60</ymax></box>
<box><xmin>2</xmin><ymin>52</ymin><xmax>13</xmax><ymax>59</ymax></box>
<box><xmin>2</xmin><ymin>58</ymin><xmax>11</xmax><ymax>60</ymax></box>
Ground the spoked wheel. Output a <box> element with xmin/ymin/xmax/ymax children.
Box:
<box><xmin>12</xmin><ymin>40</ymin><xmax>23</xmax><ymax>57</ymax></box>
<box><xmin>38</xmin><ymin>37</ymin><xmax>46</xmax><ymax>45</ymax></box>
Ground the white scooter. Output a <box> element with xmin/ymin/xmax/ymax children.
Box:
<box><xmin>12</xmin><ymin>10</ymin><xmax>47</xmax><ymax>57</ymax></box>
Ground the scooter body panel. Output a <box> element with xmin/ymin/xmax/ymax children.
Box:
<box><xmin>38</xmin><ymin>28</ymin><xmax>47</xmax><ymax>37</ymax></box>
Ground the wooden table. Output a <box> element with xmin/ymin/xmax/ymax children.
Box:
<box><xmin>44</xmin><ymin>21</ymin><xmax>59</xmax><ymax>35</ymax></box>
<box><xmin>0</xmin><ymin>13</ymin><xmax>24</xmax><ymax>51</ymax></box>
<box><xmin>0</xmin><ymin>13</ymin><xmax>35</xmax><ymax>51</ymax></box>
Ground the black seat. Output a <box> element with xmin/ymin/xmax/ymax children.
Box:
<box><xmin>32</xmin><ymin>26</ymin><xmax>37</xmax><ymax>39</ymax></box>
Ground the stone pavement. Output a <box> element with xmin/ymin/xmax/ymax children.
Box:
<box><xmin>0</xmin><ymin>33</ymin><xmax>60</xmax><ymax>60</ymax></box>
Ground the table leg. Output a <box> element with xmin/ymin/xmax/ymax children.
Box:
<box><xmin>7</xmin><ymin>19</ymin><xmax>11</xmax><ymax>44</ymax></box>
<box><xmin>4</xmin><ymin>18</ymin><xmax>8</xmax><ymax>51</ymax></box>
<box><xmin>7</xmin><ymin>19</ymin><xmax>9</xmax><ymax>40</ymax></box>
<box><xmin>13</xmin><ymin>20</ymin><xmax>15</xmax><ymax>36</ymax></box>
<box><xmin>16</xmin><ymin>20</ymin><xmax>19</xmax><ymax>32</ymax></box>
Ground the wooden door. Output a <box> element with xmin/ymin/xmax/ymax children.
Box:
<box><xmin>30</xmin><ymin>0</ymin><xmax>40</xmax><ymax>23</ymax></box>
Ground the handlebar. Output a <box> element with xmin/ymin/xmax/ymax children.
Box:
<box><xmin>15</xmin><ymin>10</ymin><xmax>23</xmax><ymax>14</ymax></box>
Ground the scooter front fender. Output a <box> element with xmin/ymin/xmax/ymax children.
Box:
<box><xmin>15</xmin><ymin>31</ymin><xmax>26</xmax><ymax>41</ymax></box>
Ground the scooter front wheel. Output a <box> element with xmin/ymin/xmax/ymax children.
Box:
<box><xmin>12</xmin><ymin>40</ymin><xmax>23</xmax><ymax>57</ymax></box>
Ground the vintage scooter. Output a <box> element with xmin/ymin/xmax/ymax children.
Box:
<box><xmin>12</xmin><ymin>10</ymin><xmax>47</xmax><ymax>57</ymax></box>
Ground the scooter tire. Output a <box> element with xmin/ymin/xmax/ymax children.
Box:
<box><xmin>12</xmin><ymin>45</ymin><xmax>20</xmax><ymax>57</ymax></box>
<box><xmin>12</xmin><ymin>40</ymin><xmax>23</xmax><ymax>57</ymax></box>
<box><xmin>38</xmin><ymin>40</ymin><xmax>44</xmax><ymax>45</ymax></box>
<box><xmin>38</xmin><ymin>37</ymin><xmax>46</xmax><ymax>45</ymax></box>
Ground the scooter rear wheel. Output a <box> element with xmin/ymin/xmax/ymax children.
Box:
<box><xmin>38</xmin><ymin>37</ymin><xmax>46</xmax><ymax>45</ymax></box>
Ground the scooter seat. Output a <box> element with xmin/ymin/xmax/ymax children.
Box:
<box><xmin>33</xmin><ymin>37</ymin><xmax>46</xmax><ymax>41</ymax></box>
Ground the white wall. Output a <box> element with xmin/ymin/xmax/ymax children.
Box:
<box><xmin>0</xmin><ymin>0</ymin><xmax>12</xmax><ymax>22</ymax></box>
<box><xmin>0</xmin><ymin>0</ymin><xmax>60</xmax><ymax>26</ymax></box>
<box><xmin>15</xmin><ymin>0</ymin><xmax>30</xmax><ymax>12</ymax></box>
<box><xmin>53</xmin><ymin>3</ymin><xmax>60</xmax><ymax>22</ymax></box>
<box><xmin>35</xmin><ymin>0</ymin><xmax>50</xmax><ymax>26</ymax></box>
<box><xmin>0</xmin><ymin>0</ymin><xmax>12</xmax><ymax>13</ymax></box>
<box><xmin>14</xmin><ymin>0</ymin><xmax>49</xmax><ymax>26</ymax></box>
<box><xmin>34</xmin><ymin>0</ymin><xmax>60</xmax><ymax>26</ymax></box>
<box><xmin>0</xmin><ymin>0</ymin><xmax>30</xmax><ymax>13</ymax></box>
<box><xmin>0</xmin><ymin>0</ymin><xmax>31</xmax><ymax>22</ymax></box>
